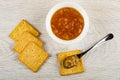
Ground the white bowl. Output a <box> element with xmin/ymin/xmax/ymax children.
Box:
<box><xmin>46</xmin><ymin>2</ymin><xmax>89</xmax><ymax>44</ymax></box>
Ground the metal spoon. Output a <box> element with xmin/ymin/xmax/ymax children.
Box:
<box><xmin>63</xmin><ymin>33</ymin><xmax>114</xmax><ymax>69</ymax></box>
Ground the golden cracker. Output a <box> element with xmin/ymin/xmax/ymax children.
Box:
<box><xmin>14</xmin><ymin>32</ymin><xmax>43</xmax><ymax>54</ymax></box>
<box><xmin>57</xmin><ymin>50</ymin><xmax>84</xmax><ymax>76</ymax></box>
<box><xmin>18</xmin><ymin>42</ymin><xmax>49</xmax><ymax>72</ymax></box>
<box><xmin>9</xmin><ymin>20</ymin><xmax>40</xmax><ymax>41</ymax></box>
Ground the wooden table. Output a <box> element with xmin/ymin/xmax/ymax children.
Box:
<box><xmin>0</xmin><ymin>0</ymin><xmax>120</xmax><ymax>80</ymax></box>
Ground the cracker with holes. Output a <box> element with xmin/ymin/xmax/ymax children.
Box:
<box><xmin>18</xmin><ymin>42</ymin><xmax>49</xmax><ymax>72</ymax></box>
<box><xmin>57</xmin><ymin>50</ymin><xmax>84</xmax><ymax>76</ymax></box>
<box><xmin>13</xmin><ymin>32</ymin><xmax>43</xmax><ymax>54</ymax></box>
<box><xmin>9</xmin><ymin>20</ymin><xmax>40</xmax><ymax>41</ymax></box>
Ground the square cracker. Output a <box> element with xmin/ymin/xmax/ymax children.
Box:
<box><xmin>9</xmin><ymin>20</ymin><xmax>40</xmax><ymax>41</ymax></box>
<box><xmin>57</xmin><ymin>50</ymin><xmax>84</xmax><ymax>76</ymax></box>
<box><xmin>18</xmin><ymin>42</ymin><xmax>49</xmax><ymax>72</ymax></box>
<box><xmin>13</xmin><ymin>32</ymin><xmax>43</xmax><ymax>54</ymax></box>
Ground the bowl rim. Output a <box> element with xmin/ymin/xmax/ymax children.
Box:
<box><xmin>46</xmin><ymin>2</ymin><xmax>89</xmax><ymax>44</ymax></box>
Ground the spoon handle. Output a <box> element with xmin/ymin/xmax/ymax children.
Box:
<box><xmin>77</xmin><ymin>33</ymin><xmax>114</xmax><ymax>58</ymax></box>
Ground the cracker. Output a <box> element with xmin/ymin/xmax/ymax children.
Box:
<box><xmin>9</xmin><ymin>20</ymin><xmax>40</xmax><ymax>41</ymax></box>
<box><xmin>57</xmin><ymin>50</ymin><xmax>84</xmax><ymax>76</ymax></box>
<box><xmin>18</xmin><ymin>42</ymin><xmax>49</xmax><ymax>72</ymax></box>
<box><xmin>13</xmin><ymin>32</ymin><xmax>43</xmax><ymax>54</ymax></box>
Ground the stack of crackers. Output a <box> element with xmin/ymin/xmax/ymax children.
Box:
<box><xmin>9</xmin><ymin>20</ymin><xmax>49</xmax><ymax>72</ymax></box>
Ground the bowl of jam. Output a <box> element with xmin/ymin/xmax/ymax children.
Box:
<box><xmin>46</xmin><ymin>2</ymin><xmax>89</xmax><ymax>44</ymax></box>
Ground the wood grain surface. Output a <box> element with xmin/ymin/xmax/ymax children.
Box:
<box><xmin>0</xmin><ymin>0</ymin><xmax>120</xmax><ymax>80</ymax></box>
